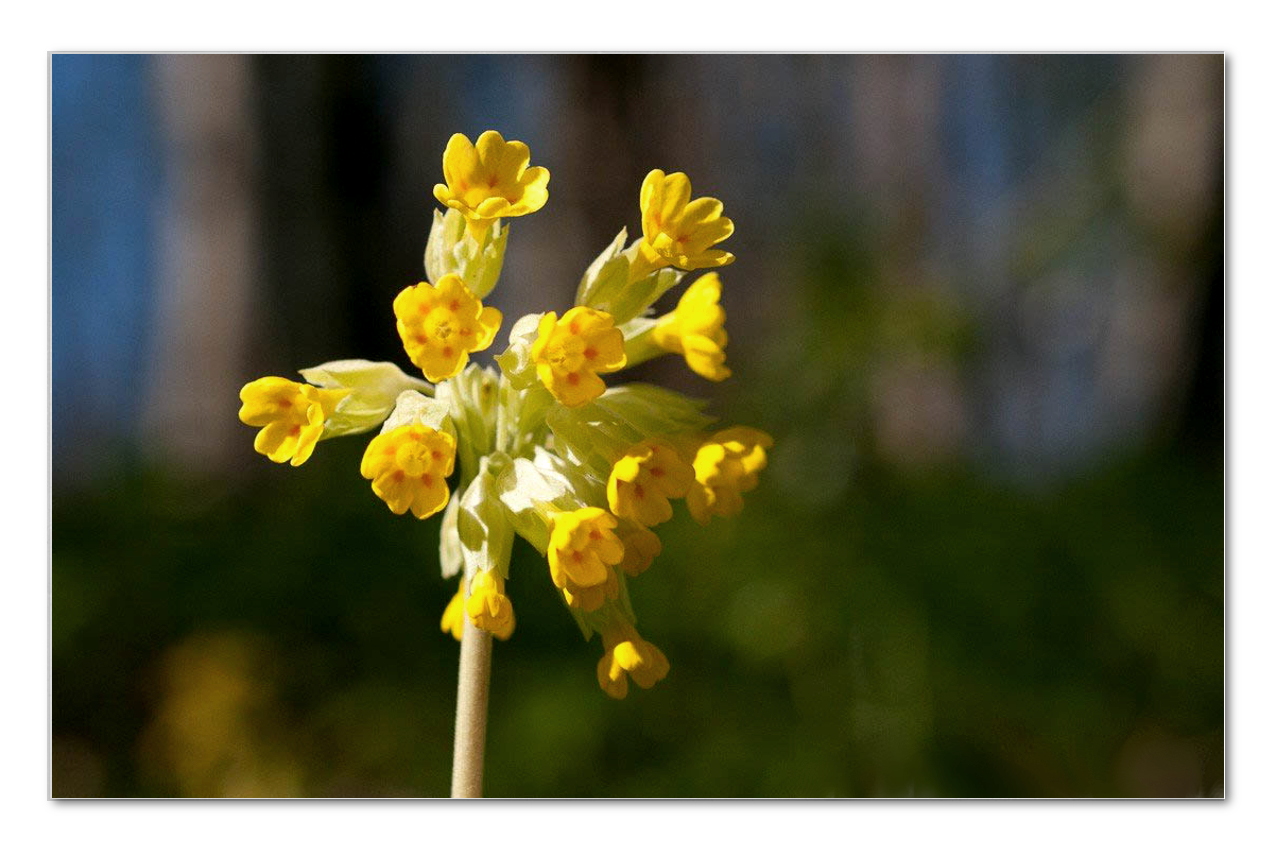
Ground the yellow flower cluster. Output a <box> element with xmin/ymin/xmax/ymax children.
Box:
<box><xmin>236</xmin><ymin>130</ymin><xmax>771</xmax><ymax>699</ymax></box>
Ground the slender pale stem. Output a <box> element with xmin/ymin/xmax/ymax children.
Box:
<box><xmin>450</xmin><ymin>613</ymin><xmax>493</xmax><ymax>798</ymax></box>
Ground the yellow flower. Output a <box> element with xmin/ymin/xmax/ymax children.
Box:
<box><xmin>563</xmin><ymin>567</ymin><xmax>619</xmax><ymax>613</ymax></box>
<box><xmin>360</xmin><ymin>424</ymin><xmax>456</xmax><ymax>519</ymax></box>
<box><xmin>632</xmin><ymin>169</ymin><xmax>734</xmax><ymax>279</ymax></box>
<box><xmin>651</xmin><ymin>273</ymin><xmax>731</xmax><ymax>381</ymax></box>
<box><xmin>547</xmin><ymin>507</ymin><xmax>625</xmax><ymax>611</ymax></box>
<box><xmin>394</xmin><ymin>274</ymin><xmax>503</xmax><ymax>383</ymax></box>
<box><xmin>432</xmin><ymin>130</ymin><xmax>550</xmax><ymax>241</ymax></box>
<box><xmin>686</xmin><ymin>427</ymin><xmax>773</xmax><ymax>524</ymax></box>
<box><xmin>596</xmin><ymin>620</ymin><xmax>670</xmax><ymax>700</ymax></box>
<box><xmin>465</xmin><ymin>570</ymin><xmax>515</xmax><ymax>640</ymax></box>
<box><xmin>530</xmin><ymin>307</ymin><xmax>626</xmax><ymax>407</ymax></box>
<box><xmin>618</xmin><ymin>526</ymin><xmax>662</xmax><ymax>577</ymax></box>
<box><xmin>238</xmin><ymin>377</ymin><xmax>349</xmax><ymax>466</ymax></box>
<box><xmin>607</xmin><ymin>439</ymin><xmax>695</xmax><ymax>527</ymax></box>
<box><xmin>441</xmin><ymin>579</ymin><xmax>465</xmax><ymax>641</ymax></box>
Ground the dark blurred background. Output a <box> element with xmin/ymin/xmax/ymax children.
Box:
<box><xmin>51</xmin><ymin>54</ymin><xmax>1223</xmax><ymax>797</ymax></box>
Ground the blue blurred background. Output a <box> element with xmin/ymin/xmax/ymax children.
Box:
<box><xmin>52</xmin><ymin>54</ymin><xmax>1222</xmax><ymax>797</ymax></box>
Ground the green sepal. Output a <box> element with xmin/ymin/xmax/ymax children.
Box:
<box><xmin>456</xmin><ymin>453</ymin><xmax>515</xmax><ymax>581</ymax></box>
<box><xmin>546</xmin><ymin>383</ymin><xmax>714</xmax><ymax>473</ymax></box>
<box><xmin>620</xmin><ymin>317</ymin><xmax>665</xmax><ymax>369</ymax></box>
<box><xmin>495</xmin><ymin>313</ymin><xmax>543</xmax><ymax>391</ymax></box>
<box><xmin>575</xmin><ymin>230</ymin><xmax>685</xmax><ymax>325</ymax></box>
<box><xmin>380</xmin><ymin>390</ymin><xmax>456</xmax><ymax>442</ymax></box>
<box><xmin>604</xmin><ymin>268</ymin><xmax>683</xmax><ymax>326</ymax></box>
<box><xmin>437</xmin><ymin>365</ymin><xmax>500</xmax><ymax>481</ymax></box>
<box><xmin>424</xmin><ymin>208</ymin><xmax>508</xmax><ymax>299</ymax></box>
<box><xmin>494</xmin><ymin>450</ymin><xmax>588</xmax><ymax>554</ymax></box>
<box><xmin>593</xmin><ymin>383</ymin><xmax>715</xmax><ymax>437</ymax></box>
<box><xmin>299</xmin><ymin>359</ymin><xmax>433</xmax><ymax>438</ymax></box>
<box><xmin>567</xmin><ymin>607</ymin><xmax>595</xmax><ymax>642</ymax></box>
<box><xmin>575</xmin><ymin>228</ymin><xmax>629</xmax><ymax>310</ymax></box>
<box><xmin>438</xmin><ymin>493</ymin><xmax>463</xmax><ymax>580</ymax></box>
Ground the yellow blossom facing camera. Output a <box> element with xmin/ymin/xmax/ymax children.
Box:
<box><xmin>608</xmin><ymin>439</ymin><xmax>695</xmax><ymax>527</ymax></box>
<box><xmin>441</xmin><ymin>579</ymin><xmax>466</xmax><ymax>641</ymax></box>
<box><xmin>632</xmin><ymin>169</ymin><xmax>734</xmax><ymax>280</ymax></box>
<box><xmin>652</xmin><ymin>273</ymin><xmax>731</xmax><ymax>381</ymax></box>
<box><xmin>547</xmin><ymin>507</ymin><xmax>625</xmax><ymax>610</ymax></box>
<box><xmin>596</xmin><ymin>620</ymin><xmax>670</xmax><ymax>700</ymax></box>
<box><xmin>530</xmin><ymin>307</ymin><xmax>626</xmax><ymax>407</ymax></box>
<box><xmin>433</xmin><ymin>130</ymin><xmax>550</xmax><ymax>240</ymax></box>
<box><xmin>394</xmin><ymin>274</ymin><xmax>502</xmax><ymax>383</ymax></box>
<box><xmin>466</xmin><ymin>570</ymin><xmax>515</xmax><ymax>640</ymax></box>
<box><xmin>238</xmin><ymin>377</ymin><xmax>349</xmax><ymax>466</ymax></box>
<box><xmin>360</xmin><ymin>424</ymin><xmax>456</xmax><ymax>519</ymax></box>
<box><xmin>687</xmin><ymin>427</ymin><xmax>773</xmax><ymax>525</ymax></box>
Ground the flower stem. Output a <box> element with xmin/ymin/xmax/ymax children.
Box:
<box><xmin>450</xmin><ymin>614</ymin><xmax>493</xmax><ymax>798</ymax></box>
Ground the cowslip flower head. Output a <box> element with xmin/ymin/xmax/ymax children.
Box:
<box><xmin>596</xmin><ymin>620</ymin><xmax>670</xmax><ymax>700</ymax></box>
<box><xmin>441</xmin><ymin>578</ymin><xmax>466</xmax><ymax>641</ymax></box>
<box><xmin>242</xmin><ymin>128</ymin><xmax>774</xmax><ymax>706</ymax></box>
<box><xmin>394</xmin><ymin>273</ymin><xmax>502</xmax><ymax>382</ymax></box>
<box><xmin>433</xmin><ymin>130</ymin><xmax>550</xmax><ymax>241</ymax></box>
<box><xmin>607</xmin><ymin>439</ymin><xmax>695</xmax><ymax>527</ymax></box>
<box><xmin>360</xmin><ymin>424</ymin><xmax>456</xmax><ymax>519</ymax></box>
<box><xmin>632</xmin><ymin>169</ymin><xmax>734</xmax><ymax>279</ymax></box>
<box><xmin>687</xmin><ymin>427</ymin><xmax>773</xmax><ymax>525</ymax></box>
<box><xmin>465</xmin><ymin>570</ymin><xmax>515</xmax><ymax>640</ymax></box>
<box><xmin>238</xmin><ymin>377</ymin><xmax>349</xmax><ymax>466</ymax></box>
<box><xmin>530</xmin><ymin>307</ymin><xmax>626</xmax><ymax>407</ymax></box>
<box><xmin>547</xmin><ymin>507</ymin><xmax>625</xmax><ymax>610</ymax></box>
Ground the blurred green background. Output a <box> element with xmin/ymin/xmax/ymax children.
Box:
<box><xmin>52</xmin><ymin>54</ymin><xmax>1223</xmax><ymax>797</ymax></box>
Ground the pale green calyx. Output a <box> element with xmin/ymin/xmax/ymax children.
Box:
<box><xmin>455</xmin><ymin>453</ymin><xmax>516</xmax><ymax>581</ymax></box>
<box><xmin>494</xmin><ymin>313</ymin><xmax>543</xmax><ymax>391</ymax></box>
<box><xmin>380</xmin><ymin>389</ymin><xmax>455</xmax><ymax>440</ymax></box>
<box><xmin>437</xmin><ymin>365</ymin><xmax>500</xmax><ymax>468</ymax></box>
<box><xmin>495</xmin><ymin>451</ymin><xmax>586</xmax><ymax>553</ymax></box>
<box><xmin>547</xmin><ymin>383</ymin><xmax>713</xmax><ymax>475</ymax></box>
<box><xmin>424</xmin><ymin>207</ymin><xmax>509</xmax><ymax>300</ymax></box>
<box><xmin>438</xmin><ymin>493</ymin><xmax>463</xmax><ymax>579</ymax></box>
<box><xmin>575</xmin><ymin>230</ymin><xmax>685</xmax><ymax>325</ymax></box>
<box><xmin>300</xmin><ymin>359</ymin><xmax>434</xmax><ymax>438</ymax></box>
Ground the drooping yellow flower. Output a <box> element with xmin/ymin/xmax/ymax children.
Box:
<box><xmin>433</xmin><ymin>130</ymin><xmax>550</xmax><ymax>241</ymax></box>
<box><xmin>686</xmin><ymin>427</ymin><xmax>773</xmax><ymax>525</ymax></box>
<box><xmin>547</xmin><ymin>507</ymin><xmax>625</xmax><ymax>611</ymax></box>
<box><xmin>596</xmin><ymin>620</ymin><xmax>670</xmax><ymax>700</ymax></box>
<box><xmin>394</xmin><ymin>274</ymin><xmax>503</xmax><ymax>383</ymax></box>
<box><xmin>441</xmin><ymin>578</ymin><xmax>465</xmax><ymax>641</ymax></box>
<box><xmin>465</xmin><ymin>570</ymin><xmax>515</xmax><ymax>640</ymax></box>
<box><xmin>360</xmin><ymin>424</ymin><xmax>456</xmax><ymax>519</ymax></box>
<box><xmin>651</xmin><ymin>273</ymin><xmax>731</xmax><ymax>381</ymax></box>
<box><xmin>618</xmin><ymin>526</ymin><xmax>662</xmax><ymax>577</ymax></box>
<box><xmin>607</xmin><ymin>439</ymin><xmax>695</xmax><ymax>527</ymax></box>
<box><xmin>530</xmin><ymin>307</ymin><xmax>626</xmax><ymax>407</ymax></box>
<box><xmin>632</xmin><ymin>169</ymin><xmax>734</xmax><ymax>280</ymax></box>
<box><xmin>238</xmin><ymin>377</ymin><xmax>349</xmax><ymax>466</ymax></box>
<box><xmin>563</xmin><ymin>566</ymin><xmax>620</xmax><ymax>613</ymax></box>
